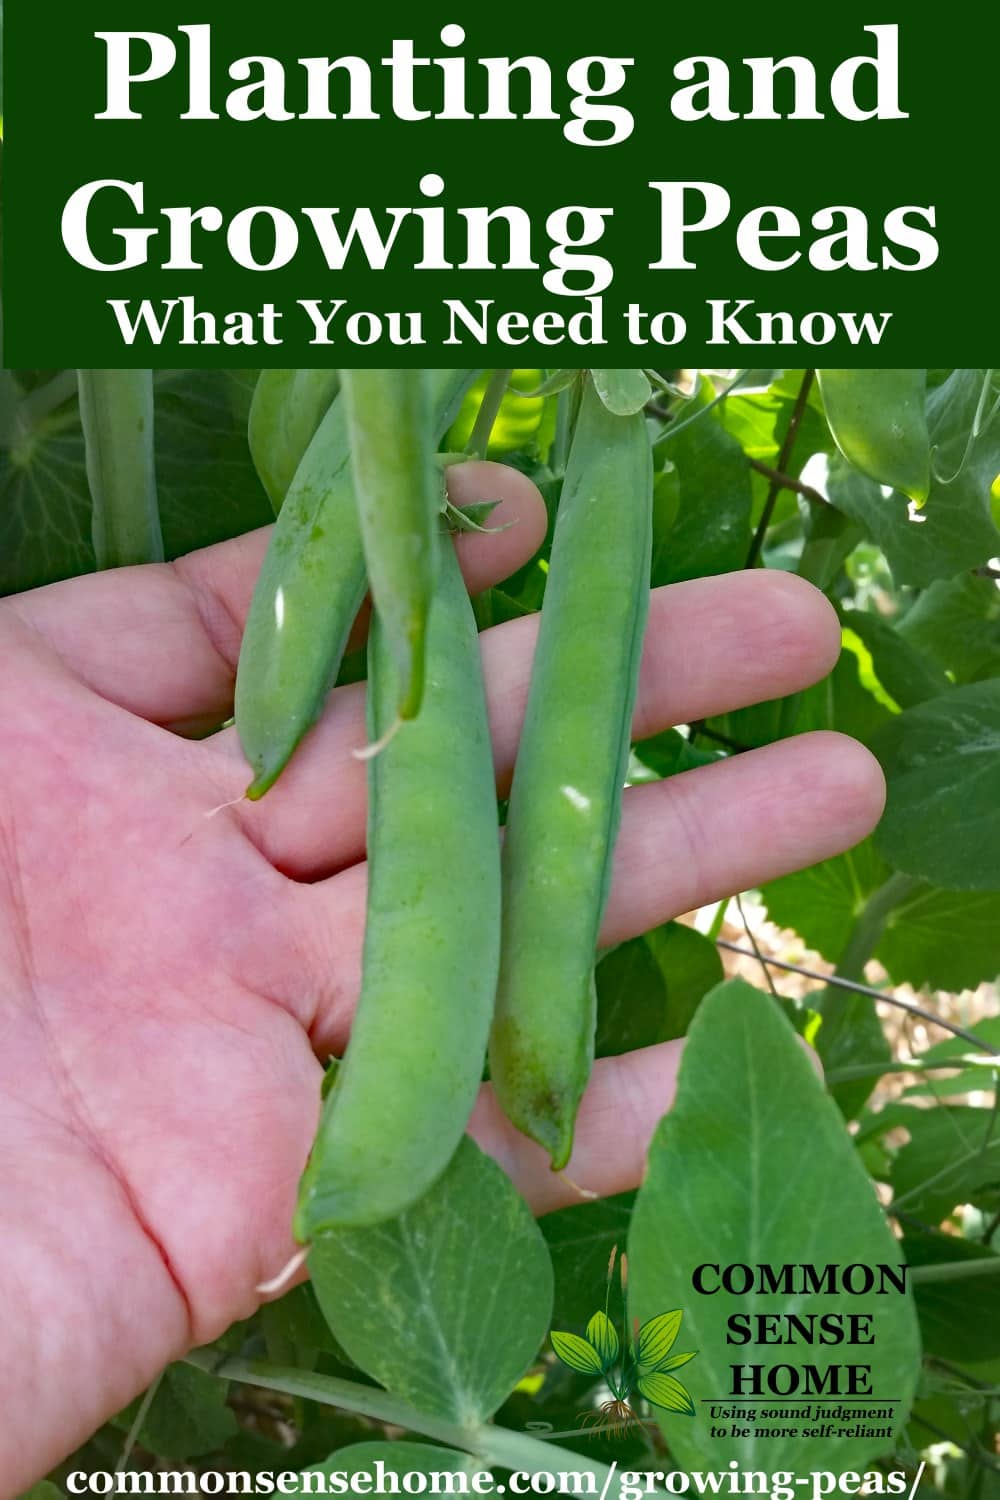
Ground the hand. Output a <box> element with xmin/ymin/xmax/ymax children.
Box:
<box><xmin>0</xmin><ymin>464</ymin><xmax>883</xmax><ymax>1491</ymax></box>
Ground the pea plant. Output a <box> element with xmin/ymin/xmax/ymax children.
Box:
<box><xmin>1</xmin><ymin>366</ymin><xmax>998</xmax><ymax>1495</ymax></box>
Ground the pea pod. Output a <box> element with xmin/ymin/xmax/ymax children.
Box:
<box><xmin>489</xmin><ymin>376</ymin><xmax>653</xmax><ymax>1169</ymax></box>
<box><xmin>249</xmin><ymin>369</ymin><xmax>342</xmax><ymax>511</ymax></box>
<box><xmin>235</xmin><ymin>369</ymin><xmax>478</xmax><ymax>798</ymax></box>
<box><xmin>295</xmin><ymin>536</ymin><xmax>501</xmax><ymax>1235</ymax></box>
<box><xmin>340</xmin><ymin>369</ymin><xmax>439</xmax><ymax>721</ymax></box>
<box><xmin>816</xmin><ymin>369</ymin><xmax>930</xmax><ymax>504</ymax></box>
<box><xmin>78</xmin><ymin>369</ymin><xmax>163</xmax><ymax>568</ymax></box>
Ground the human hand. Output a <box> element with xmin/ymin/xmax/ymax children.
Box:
<box><xmin>0</xmin><ymin>463</ymin><xmax>883</xmax><ymax>1491</ymax></box>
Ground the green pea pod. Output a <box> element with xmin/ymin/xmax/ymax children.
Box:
<box><xmin>295</xmin><ymin>537</ymin><xmax>501</xmax><ymax>1235</ymax></box>
<box><xmin>816</xmin><ymin>369</ymin><xmax>930</xmax><ymax>504</ymax></box>
<box><xmin>78</xmin><ymin>369</ymin><xmax>163</xmax><ymax>568</ymax></box>
<box><xmin>235</xmin><ymin>369</ymin><xmax>478</xmax><ymax>799</ymax></box>
<box><xmin>591</xmin><ymin>367</ymin><xmax>653</xmax><ymax>417</ymax></box>
<box><xmin>249</xmin><ymin>369</ymin><xmax>342</xmax><ymax>512</ymax></box>
<box><xmin>340</xmin><ymin>370</ymin><xmax>439</xmax><ymax>721</ymax></box>
<box><xmin>489</xmin><ymin>377</ymin><xmax>653</xmax><ymax>1169</ymax></box>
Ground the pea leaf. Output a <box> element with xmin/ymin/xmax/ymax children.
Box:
<box><xmin>591</xmin><ymin>368</ymin><xmax>652</xmax><ymax>416</ymax></box>
<box><xmin>760</xmin><ymin>840</ymin><xmax>890</xmax><ymax>964</ymax></box>
<box><xmin>873</xmin><ymin>681</ymin><xmax>1000</xmax><ymax>889</ymax></box>
<box><xmin>903</xmin><ymin>1232</ymin><xmax>1000</xmax><ymax>1364</ymax></box>
<box><xmin>0</xmin><ymin>369</ymin><xmax>270</xmax><ymax>595</ymax></box>
<box><xmin>653</xmin><ymin>379</ymin><xmax>752</xmax><ymax>583</ymax></box>
<box><xmin>898</xmin><ymin>575</ymin><xmax>1000</xmax><ymax>685</ymax></box>
<box><xmin>586</xmin><ymin>1310</ymin><xmax>620</xmax><ymax>1369</ymax></box>
<box><xmin>825</xmin><ymin>370</ymin><xmax>1000</xmax><ymax>586</ymax></box>
<box><xmin>841</xmin><ymin>609</ymin><xmax>951</xmax><ymax>708</ymax></box>
<box><xmin>629</xmin><ymin>979</ymin><xmax>920</xmax><ymax>1472</ymax></box>
<box><xmin>891</xmin><ymin>1106</ymin><xmax>1000</xmax><ymax>1222</ymax></box>
<box><xmin>309</xmin><ymin>1137</ymin><xmax>553</xmax><ymax>1425</ymax></box>
<box><xmin>595</xmin><ymin>921</ymin><xmax>723</xmax><ymax>1056</ymax></box>
<box><xmin>541</xmin><ymin>1192</ymin><xmax>634</xmax><ymax>1331</ymax></box>
<box><xmin>635</xmin><ymin>1371</ymin><xmax>696</xmax><ymax>1415</ymax></box>
<box><xmin>762</xmin><ymin>841</ymin><xmax>1000</xmax><ymax>993</ymax></box>
<box><xmin>113</xmin><ymin>1362</ymin><xmax>237</xmax><ymax>1460</ymax></box>
<box><xmin>817</xmin><ymin>369</ymin><xmax>930</xmax><ymax>502</ymax></box>
<box><xmin>878</xmin><ymin>885</ymin><xmax>1000</xmax><ymax>992</ymax></box>
<box><xmin>551</xmin><ymin>1330</ymin><xmax>606</xmax><ymax>1376</ymax></box>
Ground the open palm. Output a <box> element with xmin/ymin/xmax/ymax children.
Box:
<box><xmin>0</xmin><ymin>463</ymin><xmax>883</xmax><ymax>1493</ymax></box>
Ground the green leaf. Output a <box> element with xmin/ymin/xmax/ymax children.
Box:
<box><xmin>816</xmin><ymin>369</ymin><xmax>930</xmax><ymax>502</ymax></box>
<box><xmin>760</xmin><ymin>840</ymin><xmax>890</xmax><ymax>965</ymax></box>
<box><xmin>825</xmin><ymin>370</ymin><xmax>1000</xmax><ymax>586</ymax></box>
<box><xmin>309</xmin><ymin>1137</ymin><xmax>553</xmax><ymax>1425</ymax></box>
<box><xmin>891</xmin><ymin>1106</ymin><xmax>1000</xmax><ymax>1222</ymax></box>
<box><xmin>586</xmin><ymin>1310</ymin><xmax>620</xmax><ymax>1369</ymax></box>
<box><xmin>841</xmin><ymin>609</ymin><xmax>951</xmax><ymax>708</ymax></box>
<box><xmin>259</xmin><ymin>1282</ymin><xmax>353</xmax><ymax>1369</ymax></box>
<box><xmin>591</xmin><ymin>368</ymin><xmax>652</xmax><ymax>417</ymax></box>
<box><xmin>629</xmin><ymin>979</ymin><xmax>920</xmax><ymax>1473</ymax></box>
<box><xmin>812</xmin><ymin>985</ymin><xmax>892</xmax><ymax>1123</ymax></box>
<box><xmin>551</xmin><ymin>1329</ymin><xmax>606</xmax><ymax>1376</ymax></box>
<box><xmin>878</xmin><ymin>885</ymin><xmax>1000</xmax><ymax>992</ymax></box>
<box><xmin>903</xmin><ymin>1231</ymin><xmax>1000</xmax><ymax>1365</ymax></box>
<box><xmin>798</xmin><ymin>503</ymin><xmax>864</xmax><ymax>592</ymax></box>
<box><xmin>762</xmin><ymin>842</ymin><xmax>1000</xmax><ymax>993</ymax></box>
<box><xmin>636</xmin><ymin>1309</ymin><xmax>682</xmax><ymax>1369</ymax></box>
<box><xmin>873</xmin><ymin>681</ymin><xmax>1000</xmax><ymax>889</ymax></box>
<box><xmin>299</xmin><ymin>1441</ymin><xmax>478</xmax><ymax>1491</ymax></box>
<box><xmin>19</xmin><ymin>1485</ymin><xmax>65</xmax><ymax>1500</ymax></box>
<box><xmin>632</xmin><ymin>729</ymin><xmax>723</xmax><ymax>780</ymax></box>
<box><xmin>595</xmin><ymin>921</ymin><xmax>724</xmax><ymax>1056</ymax></box>
<box><xmin>898</xmin><ymin>575</ymin><xmax>1000</xmax><ymax>685</ymax></box>
<box><xmin>446</xmin><ymin>369</ymin><xmax>546</xmax><ymax>456</ymax></box>
<box><xmin>0</xmin><ymin>369</ymin><xmax>270</xmax><ymax>595</ymax></box>
<box><xmin>541</xmin><ymin>1192</ymin><xmax>634</xmax><ymax>1331</ymax></box>
<box><xmin>636</xmin><ymin>1370</ymin><xmax>696</xmax><ymax>1415</ymax></box>
<box><xmin>653</xmin><ymin>378</ymin><xmax>752</xmax><ymax>583</ymax></box>
<box><xmin>657</xmin><ymin>1350</ymin><xmax>698</xmax><ymax>1371</ymax></box>
<box><xmin>114</xmin><ymin>1362</ymin><xmax>238</xmax><ymax>1460</ymax></box>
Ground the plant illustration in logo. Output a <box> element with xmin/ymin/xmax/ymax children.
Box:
<box><xmin>550</xmin><ymin>1248</ymin><xmax>697</xmax><ymax>1435</ymax></box>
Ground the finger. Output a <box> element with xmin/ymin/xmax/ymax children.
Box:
<box><xmin>3</xmin><ymin>463</ymin><xmax>546</xmax><ymax>728</ymax></box>
<box><xmin>470</xmin><ymin>1027</ymin><xmax>822</xmax><ymax>1215</ymax></box>
<box><xmin>470</xmin><ymin>1041</ymin><xmax>685</xmax><ymax>1214</ymax></box>
<box><xmin>279</xmin><ymin>730</ymin><xmax>884</xmax><ymax>1056</ymax></box>
<box><xmin>230</xmin><ymin>570</ymin><xmax>840</xmax><ymax>880</ymax></box>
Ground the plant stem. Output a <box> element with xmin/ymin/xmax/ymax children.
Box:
<box><xmin>747</xmin><ymin>458</ymin><xmax>829</xmax><ymax>507</ymax></box>
<box><xmin>836</xmin><ymin>872</ymin><xmax>921</xmax><ymax>982</ymax></box>
<box><xmin>116</xmin><ymin>1372</ymin><xmax>163</xmax><ymax>1473</ymax></box>
<box><xmin>78</xmin><ymin>369</ymin><xmax>164</xmax><ymax>568</ymax></box>
<box><xmin>17</xmin><ymin>368</ymin><xmax>80</xmax><ymax>429</ymax></box>
<box><xmin>907</xmin><ymin>1259</ymin><xmax>1000</xmax><ymax>1285</ymax></box>
<box><xmin>465</xmin><ymin>369</ymin><xmax>512</xmax><ymax>458</ymax></box>
<box><xmin>745</xmin><ymin>370</ymin><xmax>814</xmax><ymax>567</ymax></box>
<box><xmin>183</xmin><ymin>1350</ymin><xmax>615</xmax><ymax>1484</ymax></box>
<box><xmin>714</xmin><ymin>941</ymin><xmax>999</xmax><ymax>1055</ymax></box>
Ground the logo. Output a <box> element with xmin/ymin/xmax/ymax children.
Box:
<box><xmin>550</xmin><ymin>1248</ymin><xmax>699</xmax><ymax>1437</ymax></box>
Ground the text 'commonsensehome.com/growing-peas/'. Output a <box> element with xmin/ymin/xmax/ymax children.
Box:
<box><xmin>65</xmin><ymin>1461</ymin><xmax>922</xmax><ymax>1500</ymax></box>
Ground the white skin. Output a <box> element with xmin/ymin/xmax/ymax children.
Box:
<box><xmin>0</xmin><ymin>463</ymin><xmax>884</xmax><ymax>1493</ymax></box>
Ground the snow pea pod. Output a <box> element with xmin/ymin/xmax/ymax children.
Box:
<box><xmin>340</xmin><ymin>369</ymin><xmax>438</xmax><ymax>721</ymax></box>
<box><xmin>489</xmin><ymin>376</ymin><xmax>653</xmax><ymax>1169</ymax></box>
<box><xmin>249</xmin><ymin>368</ymin><xmax>341</xmax><ymax>511</ymax></box>
<box><xmin>78</xmin><ymin>369</ymin><xmax>163</xmax><ymax>568</ymax></box>
<box><xmin>295</xmin><ymin>536</ymin><xmax>501</xmax><ymax>1235</ymax></box>
<box><xmin>235</xmin><ymin>368</ymin><xmax>478</xmax><ymax>799</ymax></box>
<box><xmin>816</xmin><ymin>369</ymin><xmax>930</xmax><ymax>503</ymax></box>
